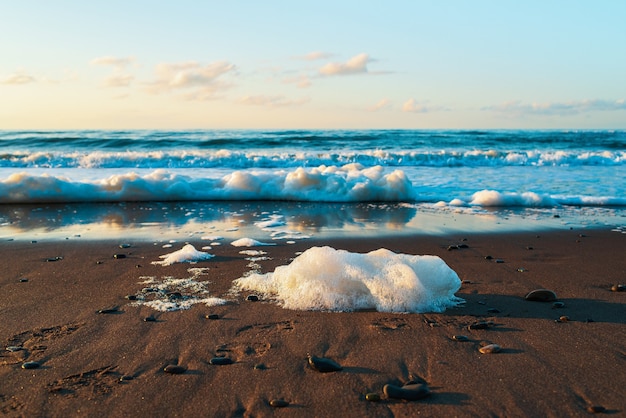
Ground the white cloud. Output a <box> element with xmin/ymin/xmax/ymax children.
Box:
<box><xmin>319</xmin><ymin>53</ymin><xmax>372</xmax><ymax>76</ymax></box>
<box><xmin>237</xmin><ymin>95</ymin><xmax>310</xmax><ymax>108</ymax></box>
<box><xmin>90</xmin><ymin>56</ymin><xmax>136</xmax><ymax>68</ymax></box>
<box><xmin>485</xmin><ymin>99</ymin><xmax>626</xmax><ymax>116</ymax></box>
<box><xmin>282</xmin><ymin>74</ymin><xmax>312</xmax><ymax>89</ymax></box>
<box><xmin>368</xmin><ymin>98</ymin><xmax>392</xmax><ymax>111</ymax></box>
<box><xmin>145</xmin><ymin>61</ymin><xmax>236</xmax><ymax>99</ymax></box>
<box><xmin>1</xmin><ymin>71</ymin><xmax>36</xmax><ymax>85</ymax></box>
<box><xmin>296</xmin><ymin>51</ymin><xmax>334</xmax><ymax>61</ymax></box>
<box><xmin>103</xmin><ymin>73</ymin><xmax>134</xmax><ymax>88</ymax></box>
<box><xmin>402</xmin><ymin>99</ymin><xmax>449</xmax><ymax>113</ymax></box>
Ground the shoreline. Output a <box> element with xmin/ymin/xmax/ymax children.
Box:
<box><xmin>1</xmin><ymin>228</ymin><xmax>625</xmax><ymax>416</ymax></box>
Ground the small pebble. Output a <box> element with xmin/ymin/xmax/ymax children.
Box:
<box><xmin>205</xmin><ymin>314</ymin><xmax>220</xmax><ymax>320</ymax></box>
<box><xmin>307</xmin><ymin>355</ymin><xmax>342</xmax><ymax>372</ymax></box>
<box><xmin>19</xmin><ymin>278</ymin><xmax>28</xmax><ymax>283</ymax></box>
<box><xmin>144</xmin><ymin>315</ymin><xmax>156</xmax><ymax>322</ymax></box>
<box><xmin>447</xmin><ymin>245</ymin><xmax>459</xmax><ymax>251</ymax></box>
<box><xmin>495</xmin><ymin>259</ymin><xmax>504</xmax><ymax>263</ymax></box>
<box><xmin>517</xmin><ymin>268</ymin><xmax>526</xmax><ymax>272</ymax></box>
<box><xmin>525</xmin><ymin>289</ymin><xmax>557</xmax><ymax>302</ymax></box>
<box><xmin>484</xmin><ymin>255</ymin><xmax>493</xmax><ymax>260</ymax></box>
<box><xmin>163</xmin><ymin>364</ymin><xmax>186</xmax><ymax>374</ymax></box>
<box><xmin>269</xmin><ymin>399</ymin><xmax>289</xmax><ymax>408</ymax></box>
<box><xmin>210</xmin><ymin>357</ymin><xmax>233</xmax><ymax>365</ymax></box>
<box><xmin>526</xmin><ymin>246</ymin><xmax>534</xmax><ymax>250</ymax></box>
<box><xmin>479</xmin><ymin>343</ymin><xmax>501</xmax><ymax>354</ymax></box>
<box><xmin>461</xmin><ymin>280</ymin><xmax>472</xmax><ymax>284</ymax></box>
<box><xmin>46</xmin><ymin>257</ymin><xmax>62</xmax><ymax>262</ymax></box>
<box><xmin>558</xmin><ymin>316</ymin><xmax>570</xmax><ymax>322</ymax></box>
<box><xmin>21</xmin><ymin>361</ymin><xmax>40</xmax><ymax>369</ymax></box>
<box><xmin>468</xmin><ymin>321</ymin><xmax>490</xmax><ymax>330</ymax></box>
<box><xmin>113</xmin><ymin>253</ymin><xmax>126</xmax><ymax>259</ymax></box>
<box><xmin>452</xmin><ymin>335</ymin><xmax>469</xmax><ymax>342</ymax></box>
<box><xmin>383</xmin><ymin>383</ymin><xmax>431</xmax><ymax>401</ymax></box>
<box><xmin>365</xmin><ymin>393</ymin><xmax>381</xmax><ymax>402</ymax></box>
<box><xmin>611</xmin><ymin>284</ymin><xmax>625</xmax><ymax>292</ymax></box>
<box><xmin>246</xmin><ymin>295</ymin><xmax>259</xmax><ymax>302</ymax></box>
<box><xmin>97</xmin><ymin>307</ymin><xmax>119</xmax><ymax>314</ymax></box>
<box><xmin>125</xmin><ymin>295</ymin><xmax>137</xmax><ymax>301</ymax></box>
<box><xmin>119</xmin><ymin>375</ymin><xmax>134</xmax><ymax>381</ymax></box>
<box><xmin>253</xmin><ymin>363</ymin><xmax>267</xmax><ymax>370</ymax></box>
<box><xmin>96</xmin><ymin>261</ymin><xmax>103</xmax><ymax>265</ymax></box>
<box><xmin>586</xmin><ymin>405</ymin><xmax>606</xmax><ymax>413</ymax></box>
<box><xmin>119</xmin><ymin>243</ymin><xmax>131</xmax><ymax>248</ymax></box>
<box><xmin>457</xmin><ymin>243</ymin><xmax>469</xmax><ymax>249</ymax></box>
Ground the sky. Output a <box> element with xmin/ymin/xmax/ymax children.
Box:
<box><xmin>1</xmin><ymin>1</ymin><xmax>625</xmax><ymax>130</ymax></box>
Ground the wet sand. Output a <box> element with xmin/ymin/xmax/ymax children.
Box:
<box><xmin>1</xmin><ymin>228</ymin><xmax>625</xmax><ymax>417</ymax></box>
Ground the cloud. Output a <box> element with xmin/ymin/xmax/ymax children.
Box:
<box><xmin>368</xmin><ymin>98</ymin><xmax>392</xmax><ymax>112</ymax></box>
<box><xmin>485</xmin><ymin>99</ymin><xmax>626</xmax><ymax>116</ymax></box>
<box><xmin>237</xmin><ymin>95</ymin><xmax>310</xmax><ymax>108</ymax></box>
<box><xmin>282</xmin><ymin>74</ymin><xmax>312</xmax><ymax>89</ymax></box>
<box><xmin>1</xmin><ymin>71</ymin><xmax>36</xmax><ymax>85</ymax></box>
<box><xmin>90</xmin><ymin>56</ymin><xmax>136</xmax><ymax>68</ymax></box>
<box><xmin>319</xmin><ymin>53</ymin><xmax>372</xmax><ymax>76</ymax></box>
<box><xmin>402</xmin><ymin>98</ymin><xmax>447</xmax><ymax>113</ymax></box>
<box><xmin>103</xmin><ymin>73</ymin><xmax>134</xmax><ymax>88</ymax></box>
<box><xmin>145</xmin><ymin>61</ymin><xmax>236</xmax><ymax>99</ymax></box>
<box><xmin>295</xmin><ymin>51</ymin><xmax>334</xmax><ymax>61</ymax></box>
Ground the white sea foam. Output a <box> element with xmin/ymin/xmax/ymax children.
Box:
<box><xmin>232</xmin><ymin>246</ymin><xmax>464</xmax><ymax>313</ymax></box>
<box><xmin>231</xmin><ymin>238</ymin><xmax>275</xmax><ymax>247</ymax></box>
<box><xmin>152</xmin><ymin>244</ymin><xmax>214</xmax><ymax>266</ymax></box>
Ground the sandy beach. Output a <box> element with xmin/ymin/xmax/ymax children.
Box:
<box><xmin>1</xmin><ymin>228</ymin><xmax>625</xmax><ymax>417</ymax></box>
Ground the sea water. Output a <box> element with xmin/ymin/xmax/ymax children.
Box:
<box><xmin>1</xmin><ymin>129</ymin><xmax>624</xmax><ymax>239</ymax></box>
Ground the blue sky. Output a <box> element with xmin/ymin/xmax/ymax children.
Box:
<box><xmin>1</xmin><ymin>1</ymin><xmax>625</xmax><ymax>129</ymax></box>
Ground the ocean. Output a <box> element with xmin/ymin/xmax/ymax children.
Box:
<box><xmin>1</xmin><ymin>129</ymin><xmax>624</xmax><ymax>240</ymax></box>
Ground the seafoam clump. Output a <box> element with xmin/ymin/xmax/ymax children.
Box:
<box><xmin>151</xmin><ymin>244</ymin><xmax>214</xmax><ymax>266</ymax></box>
<box><xmin>232</xmin><ymin>246</ymin><xmax>464</xmax><ymax>313</ymax></box>
<box><xmin>231</xmin><ymin>238</ymin><xmax>275</xmax><ymax>247</ymax></box>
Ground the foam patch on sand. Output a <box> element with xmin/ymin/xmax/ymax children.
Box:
<box><xmin>231</xmin><ymin>238</ymin><xmax>275</xmax><ymax>247</ymax></box>
<box><xmin>151</xmin><ymin>244</ymin><xmax>214</xmax><ymax>266</ymax></box>
<box><xmin>232</xmin><ymin>246</ymin><xmax>464</xmax><ymax>313</ymax></box>
<box><xmin>131</xmin><ymin>268</ymin><xmax>227</xmax><ymax>312</ymax></box>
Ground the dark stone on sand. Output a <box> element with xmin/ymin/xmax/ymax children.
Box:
<box><xmin>96</xmin><ymin>261</ymin><xmax>103</xmax><ymax>264</ymax></box>
<box><xmin>458</xmin><ymin>243</ymin><xmax>469</xmax><ymax>248</ymax></box>
<box><xmin>307</xmin><ymin>355</ymin><xmax>343</xmax><ymax>372</ymax></box>
<box><xmin>246</xmin><ymin>295</ymin><xmax>259</xmax><ymax>301</ymax></box>
<box><xmin>210</xmin><ymin>357</ymin><xmax>233</xmax><ymax>365</ymax></box>
<box><xmin>587</xmin><ymin>405</ymin><xmax>606</xmax><ymax>413</ymax></box>
<box><xmin>526</xmin><ymin>246</ymin><xmax>534</xmax><ymax>250</ymax></box>
<box><xmin>365</xmin><ymin>393</ymin><xmax>381</xmax><ymax>402</ymax></box>
<box><xmin>19</xmin><ymin>278</ymin><xmax>28</xmax><ymax>282</ymax></box>
<box><xmin>119</xmin><ymin>243</ymin><xmax>131</xmax><ymax>248</ymax></box>
<box><xmin>461</xmin><ymin>280</ymin><xmax>472</xmax><ymax>284</ymax></box>
<box><xmin>452</xmin><ymin>335</ymin><xmax>469</xmax><ymax>341</ymax></box>
<box><xmin>97</xmin><ymin>307</ymin><xmax>119</xmax><ymax>314</ymax></box>
<box><xmin>167</xmin><ymin>291</ymin><xmax>182</xmax><ymax>299</ymax></box>
<box><xmin>269</xmin><ymin>399</ymin><xmax>289</xmax><ymax>408</ymax></box>
<box><xmin>525</xmin><ymin>289</ymin><xmax>557</xmax><ymax>302</ymax></box>
<box><xmin>479</xmin><ymin>343</ymin><xmax>501</xmax><ymax>354</ymax></box>
<box><xmin>484</xmin><ymin>255</ymin><xmax>493</xmax><ymax>260</ymax></box>
<box><xmin>383</xmin><ymin>383</ymin><xmax>431</xmax><ymax>401</ymax></box>
<box><xmin>253</xmin><ymin>363</ymin><xmax>267</xmax><ymax>370</ymax></box>
<box><xmin>21</xmin><ymin>361</ymin><xmax>40</xmax><ymax>369</ymax></box>
<box><xmin>163</xmin><ymin>364</ymin><xmax>186</xmax><ymax>374</ymax></box>
<box><xmin>46</xmin><ymin>257</ymin><xmax>62</xmax><ymax>262</ymax></box>
<box><xmin>611</xmin><ymin>284</ymin><xmax>626</xmax><ymax>292</ymax></box>
<box><xmin>495</xmin><ymin>259</ymin><xmax>504</xmax><ymax>263</ymax></box>
<box><xmin>119</xmin><ymin>375</ymin><xmax>134</xmax><ymax>381</ymax></box>
<box><xmin>144</xmin><ymin>315</ymin><xmax>156</xmax><ymax>322</ymax></box>
<box><xmin>205</xmin><ymin>314</ymin><xmax>219</xmax><ymax>320</ymax></box>
<box><xmin>125</xmin><ymin>295</ymin><xmax>137</xmax><ymax>301</ymax></box>
<box><xmin>468</xmin><ymin>321</ymin><xmax>491</xmax><ymax>330</ymax></box>
<box><xmin>447</xmin><ymin>245</ymin><xmax>459</xmax><ymax>251</ymax></box>
<box><xmin>113</xmin><ymin>253</ymin><xmax>126</xmax><ymax>259</ymax></box>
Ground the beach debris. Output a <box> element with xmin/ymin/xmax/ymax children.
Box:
<box><xmin>479</xmin><ymin>343</ymin><xmax>501</xmax><ymax>354</ymax></box>
<box><xmin>246</xmin><ymin>295</ymin><xmax>259</xmax><ymax>302</ymax></box>
<box><xmin>307</xmin><ymin>355</ymin><xmax>343</xmax><ymax>372</ymax></box>
<box><xmin>525</xmin><ymin>289</ymin><xmax>557</xmax><ymax>302</ymax></box>
<box><xmin>383</xmin><ymin>382</ymin><xmax>431</xmax><ymax>401</ymax></box>
<box><xmin>163</xmin><ymin>364</ymin><xmax>186</xmax><ymax>374</ymax></box>
<box><xmin>611</xmin><ymin>284</ymin><xmax>625</xmax><ymax>292</ymax></box>
<box><xmin>365</xmin><ymin>393</ymin><xmax>381</xmax><ymax>402</ymax></box>
<box><xmin>209</xmin><ymin>357</ymin><xmax>233</xmax><ymax>365</ymax></box>
<box><xmin>22</xmin><ymin>361</ymin><xmax>41</xmax><ymax>369</ymax></box>
<box><xmin>269</xmin><ymin>399</ymin><xmax>289</xmax><ymax>408</ymax></box>
<box><xmin>452</xmin><ymin>335</ymin><xmax>469</xmax><ymax>341</ymax></box>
